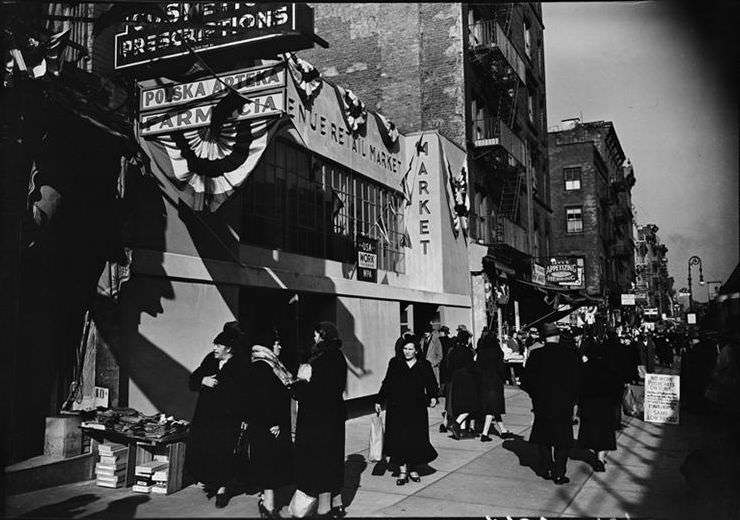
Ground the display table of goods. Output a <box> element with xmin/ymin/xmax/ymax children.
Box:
<box><xmin>81</xmin><ymin>408</ymin><xmax>189</xmax><ymax>495</ymax></box>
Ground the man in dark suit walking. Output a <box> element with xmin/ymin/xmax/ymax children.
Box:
<box><xmin>521</xmin><ymin>322</ymin><xmax>581</xmax><ymax>484</ymax></box>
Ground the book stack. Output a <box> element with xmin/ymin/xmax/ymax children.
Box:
<box><xmin>151</xmin><ymin>467</ymin><xmax>169</xmax><ymax>495</ymax></box>
<box><xmin>95</xmin><ymin>442</ymin><xmax>128</xmax><ymax>488</ymax></box>
<box><xmin>133</xmin><ymin>460</ymin><xmax>169</xmax><ymax>493</ymax></box>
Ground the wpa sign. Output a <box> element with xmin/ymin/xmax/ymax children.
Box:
<box><xmin>115</xmin><ymin>3</ymin><xmax>315</xmax><ymax>71</ymax></box>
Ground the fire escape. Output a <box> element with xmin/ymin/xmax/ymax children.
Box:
<box><xmin>467</xmin><ymin>7</ymin><xmax>528</xmax><ymax>254</ymax></box>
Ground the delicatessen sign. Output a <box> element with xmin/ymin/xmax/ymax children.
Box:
<box><xmin>545</xmin><ymin>257</ymin><xmax>585</xmax><ymax>288</ymax></box>
<box><xmin>115</xmin><ymin>3</ymin><xmax>315</xmax><ymax>71</ymax></box>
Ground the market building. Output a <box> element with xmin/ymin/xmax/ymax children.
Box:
<box><xmin>4</xmin><ymin>3</ymin><xmax>479</xmax><ymax>472</ymax></box>
<box><xmin>547</xmin><ymin>118</ymin><xmax>637</xmax><ymax>328</ymax></box>
<box><xmin>300</xmin><ymin>3</ymin><xmax>555</xmax><ymax>339</ymax></box>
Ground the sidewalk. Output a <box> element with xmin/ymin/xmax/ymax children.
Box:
<box><xmin>5</xmin><ymin>379</ymin><xmax>733</xmax><ymax>519</ymax></box>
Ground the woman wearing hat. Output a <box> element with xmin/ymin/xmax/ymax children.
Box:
<box><xmin>446</xmin><ymin>326</ymin><xmax>479</xmax><ymax>439</ymax></box>
<box><xmin>247</xmin><ymin>330</ymin><xmax>296</xmax><ymax>518</ymax></box>
<box><xmin>185</xmin><ymin>321</ymin><xmax>248</xmax><ymax>508</ymax></box>
<box><xmin>375</xmin><ymin>335</ymin><xmax>439</xmax><ymax>485</ymax></box>
<box><xmin>290</xmin><ymin>322</ymin><xmax>348</xmax><ymax>518</ymax></box>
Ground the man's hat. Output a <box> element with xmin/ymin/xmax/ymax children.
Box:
<box><xmin>539</xmin><ymin>322</ymin><xmax>560</xmax><ymax>338</ymax></box>
<box><xmin>457</xmin><ymin>324</ymin><xmax>468</xmax><ymax>332</ymax></box>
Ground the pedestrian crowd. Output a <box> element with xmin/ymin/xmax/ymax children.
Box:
<box><xmin>184</xmin><ymin>317</ymin><xmax>739</xmax><ymax>517</ymax></box>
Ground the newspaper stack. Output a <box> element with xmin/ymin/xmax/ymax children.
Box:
<box><xmin>95</xmin><ymin>442</ymin><xmax>128</xmax><ymax>488</ymax></box>
<box><xmin>133</xmin><ymin>460</ymin><xmax>169</xmax><ymax>493</ymax></box>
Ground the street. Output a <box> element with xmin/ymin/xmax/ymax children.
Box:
<box><xmin>7</xmin><ymin>367</ymin><xmax>735</xmax><ymax>519</ymax></box>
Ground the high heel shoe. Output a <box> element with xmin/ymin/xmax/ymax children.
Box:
<box><xmin>396</xmin><ymin>472</ymin><xmax>408</xmax><ymax>486</ymax></box>
<box><xmin>329</xmin><ymin>505</ymin><xmax>347</xmax><ymax>518</ymax></box>
<box><xmin>257</xmin><ymin>499</ymin><xmax>275</xmax><ymax>518</ymax></box>
<box><xmin>408</xmin><ymin>472</ymin><xmax>421</xmax><ymax>483</ymax></box>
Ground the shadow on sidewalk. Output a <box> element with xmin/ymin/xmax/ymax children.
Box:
<box><xmin>18</xmin><ymin>494</ymin><xmax>100</xmax><ymax>518</ymax></box>
<box><xmin>501</xmin><ymin>439</ymin><xmax>541</xmax><ymax>477</ymax></box>
<box><xmin>16</xmin><ymin>493</ymin><xmax>149</xmax><ymax>519</ymax></box>
<box><xmin>342</xmin><ymin>454</ymin><xmax>367</xmax><ymax>508</ymax></box>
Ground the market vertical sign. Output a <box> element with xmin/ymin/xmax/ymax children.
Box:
<box><xmin>138</xmin><ymin>64</ymin><xmax>286</xmax><ymax>135</ymax></box>
<box><xmin>357</xmin><ymin>235</ymin><xmax>378</xmax><ymax>283</ymax></box>
<box><xmin>115</xmin><ymin>3</ymin><xmax>315</xmax><ymax>71</ymax></box>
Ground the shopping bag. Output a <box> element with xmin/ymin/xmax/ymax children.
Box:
<box><xmin>622</xmin><ymin>384</ymin><xmax>644</xmax><ymax>418</ymax></box>
<box><xmin>368</xmin><ymin>413</ymin><xmax>384</xmax><ymax>462</ymax></box>
<box><xmin>289</xmin><ymin>489</ymin><xmax>317</xmax><ymax>518</ymax></box>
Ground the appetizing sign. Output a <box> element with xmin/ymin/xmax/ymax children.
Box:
<box><xmin>545</xmin><ymin>257</ymin><xmax>585</xmax><ymax>288</ymax></box>
<box><xmin>357</xmin><ymin>235</ymin><xmax>378</xmax><ymax>283</ymax></box>
<box><xmin>139</xmin><ymin>64</ymin><xmax>285</xmax><ymax>112</ymax></box>
<box><xmin>115</xmin><ymin>3</ymin><xmax>315</xmax><ymax>70</ymax></box>
<box><xmin>644</xmin><ymin>374</ymin><xmax>680</xmax><ymax>424</ymax></box>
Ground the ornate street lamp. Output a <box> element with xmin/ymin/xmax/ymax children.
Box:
<box><xmin>687</xmin><ymin>255</ymin><xmax>704</xmax><ymax>312</ymax></box>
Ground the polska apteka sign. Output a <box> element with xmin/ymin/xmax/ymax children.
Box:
<box><xmin>357</xmin><ymin>235</ymin><xmax>378</xmax><ymax>283</ymax></box>
<box><xmin>139</xmin><ymin>64</ymin><xmax>285</xmax><ymax>112</ymax></box>
<box><xmin>115</xmin><ymin>3</ymin><xmax>315</xmax><ymax>71</ymax></box>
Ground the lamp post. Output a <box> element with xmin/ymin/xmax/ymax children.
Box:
<box><xmin>687</xmin><ymin>255</ymin><xmax>704</xmax><ymax>313</ymax></box>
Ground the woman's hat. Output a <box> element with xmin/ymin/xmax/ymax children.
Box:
<box><xmin>316</xmin><ymin>321</ymin><xmax>340</xmax><ymax>342</ymax></box>
<box><xmin>214</xmin><ymin>321</ymin><xmax>245</xmax><ymax>348</ymax></box>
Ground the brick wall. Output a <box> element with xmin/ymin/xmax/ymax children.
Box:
<box><xmin>301</xmin><ymin>3</ymin><xmax>465</xmax><ymax>146</ymax></box>
<box><xmin>548</xmin><ymin>140</ymin><xmax>607</xmax><ymax>296</ymax></box>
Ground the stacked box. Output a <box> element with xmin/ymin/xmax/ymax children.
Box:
<box><xmin>151</xmin><ymin>468</ymin><xmax>169</xmax><ymax>495</ymax></box>
<box><xmin>133</xmin><ymin>460</ymin><xmax>169</xmax><ymax>494</ymax></box>
<box><xmin>95</xmin><ymin>442</ymin><xmax>128</xmax><ymax>488</ymax></box>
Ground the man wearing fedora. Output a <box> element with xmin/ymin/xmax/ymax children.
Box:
<box><xmin>521</xmin><ymin>322</ymin><xmax>581</xmax><ymax>484</ymax></box>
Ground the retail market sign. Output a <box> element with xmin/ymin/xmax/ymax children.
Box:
<box><xmin>115</xmin><ymin>3</ymin><xmax>315</xmax><ymax>71</ymax></box>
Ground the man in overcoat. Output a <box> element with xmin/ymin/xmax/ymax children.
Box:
<box><xmin>521</xmin><ymin>322</ymin><xmax>581</xmax><ymax>484</ymax></box>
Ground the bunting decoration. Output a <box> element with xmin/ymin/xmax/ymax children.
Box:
<box><xmin>374</xmin><ymin>112</ymin><xmax>399</xmax><ymax>147</ymax></box>
<box><xmin>137</xmin><ymin>116</ymin><xmax>289</xmax><ymax>212</ymax></box>
<box><xmin>375</xmin><ymin>213</ymin><xmax>390</xmax><ymax>244</ymax></box>
<box><xmin>335</xmin><ymin>85</ymin><xmax>367</xmax><ymax>135</ymax></box>
<box><xmin>285</xmin><ymin>52</ymin><xmax>322</xmax><ymax>104</ymax></box>
<box><xmin>441</xmin><ymin>137</ymin><xmax>470</xmax><ymax>239</ymax></box>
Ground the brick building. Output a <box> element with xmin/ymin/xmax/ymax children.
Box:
<box><xmin>300</xmin><ymin>3</ymin><xmax>552</xmax><ymax>337</ymax></box>
<box><xmin>548</xmin><ymin>118</ymin><xmax>636</xmax><ymax>326</ymax></box>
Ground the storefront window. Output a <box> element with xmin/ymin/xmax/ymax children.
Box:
<box><xmin>243</xmin><ymin>139</ymin><xmax>406</xmax><ymax>273</ymax></box>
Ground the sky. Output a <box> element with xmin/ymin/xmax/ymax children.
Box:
<box><xmin>543</xmin><ymin>1</ymin><xmax>739</xmax><ymax>300</ymax></box>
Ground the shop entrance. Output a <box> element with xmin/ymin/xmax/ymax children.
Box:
<box><xmin>239</xmin><ymin>287</ymin><xmax>335</xmax><ymax>371</ymax></box>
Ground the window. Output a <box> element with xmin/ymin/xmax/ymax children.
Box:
<box><xmin>524</xmin><ymin>19</ymin><xmax>532</xmax><ymax>58</ymax></box>
<box><xmin>566</xmin><ymin>206</ymin><xmax>583</xmax><ymax>233</ymax></box>
<box><xmin>243</xmin><ymin>139</ymin><xmax>406</xmax><ymax>273</ymax></box>
<box><xmin>563</xmin><ymin>166</ymin><xmax>582</xmax><ymax>190</ymax></box>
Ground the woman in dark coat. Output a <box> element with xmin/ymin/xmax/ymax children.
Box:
<box><xmin>577</xmin><ymin>340</ymin><xmax>624</xmax><ymax>471</ymax></box>
<box><xmin>476</xmin><ymin>332</ymin><xmax>515</xmax><ymax>442</ymax></box>
<box><xmin>186</xmin><ymin>321</ymin><xmax>248</xmax><ymax>509</ymax></box>
<box><xmin>290</xmin><ymin>322</ymin><xmax>348</xmax><ymax>518</ymax></box>
<box><xmin>446</xmin><ymin>328</ymin><xmax>479</xmax><ymax>439</ymax></box>
<box><xmin>374</xmin><ymin>336</ymin><xmax>439</xmax><ymax>485</ymax></box>
<box><xmin>247</xmin><ymin>331</ymin><xmax>295</xmax><ymax>518</ymax></box>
